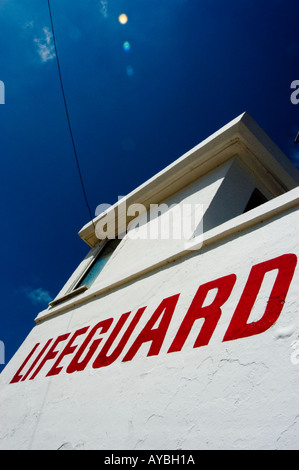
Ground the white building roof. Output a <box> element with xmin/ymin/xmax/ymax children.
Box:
<box><xmin>79</xmin><ymin>112</ymin><xmax>299</xmax><ymax>247</ymax></box>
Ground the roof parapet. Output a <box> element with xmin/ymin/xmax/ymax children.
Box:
<box><xmin>79</xmin><ymin>112</ymin><xmax>299</xmax><ymax>247</ymax></box>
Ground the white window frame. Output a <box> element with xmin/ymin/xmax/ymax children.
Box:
<box><xmin>49</xmin><ymin>238</ymin><xmax>121</xmax><ymax>308</ymax></box>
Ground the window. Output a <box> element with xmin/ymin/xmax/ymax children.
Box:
<box><xmin>76</xmin><ymin>238</ymin><xmax>121</xmax><ymax>289</ymax></box>
<box><xmin>243</xmin><ymin>188</ymin><xmax>268</xmax><ymax>213</ymax></box>
<box><xmin>49</xmin><ymin>238</ymin><xmax>122</xmax><ymax>308</ymax></box>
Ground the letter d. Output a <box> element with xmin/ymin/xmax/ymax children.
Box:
<box><xmin>223</xmin><ymin>254</ymin><xmax>297</xmax><ymax>342</ymax></box>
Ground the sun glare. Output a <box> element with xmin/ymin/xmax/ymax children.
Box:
<box><xmin>118</xmin><ymin>13</ymin><xmax>128</xmax><ymax>24</ymax></box>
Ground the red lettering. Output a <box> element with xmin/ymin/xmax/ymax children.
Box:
<box><xmin>93</xmin><ymin>307</ymin><xmax>146</xmax><ymax>369</ymax></box>
<box><xmin>47</xmin><ymin>327</ymin><xmax>89</xmax><ymax>376</ymax></box>
<box><xmin>223</xmin><ymin>253</ymin><xmax>297</xmax><ymax>342</ymax></box>
<box><xmin>29</xmin><ymin>334</ymin><xmax>70</xmax><ymax>380</ymax></box>
<box><xmin>10</xmin><ymin>343</ymin><xmax>41</xmax><ymax>384</ymax></box>
<box><xmin>21</xmin><ymin>339</ymin><xmax>53</xmax><ymax>382</ymax></box>
<box><xmin>168</xmin><ymin>274</ymin><xmax>236</xmax><ymax>353</ymax></box>
<box><xmin>10</xmin><ymin>254</ymin><xmax>297</xmax><ymax>383</ymax></box>
<box><xmin>67</xmin><ymin>319</ymin><xmax>113</xmax><ymax>373</ymax></box>
<box><xmin>122</xmin><ymin>294</ymin><xmax>180</xmax><ymax>362</ymax></box>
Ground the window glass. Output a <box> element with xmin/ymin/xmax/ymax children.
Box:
<box><xmin>76</xmin><ymin>238</ymin><xmax>121</xmax><ymax>288</ymax></box>
<box><xmin>243</xmin><ymin>188</ymin><xmax>268</xmax><ymax>213</ymax></box>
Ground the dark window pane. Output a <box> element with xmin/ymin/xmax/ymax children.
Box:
<box><xmin>243</xmin><ymin>188</ymin><xmax>268</xmax><ymax>213</ymax></box>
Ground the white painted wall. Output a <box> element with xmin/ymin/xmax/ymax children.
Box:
<box><xmin>92</xmin><ymin>158</ymin><xmax>256</xmax><ymax>290</ymax></box>
<box><xmin>0</xmin><ymin>197</ymin><xmax>298</xmax><ymax>450</ymax></box>
<box><xmin>1</xmin><ymin>114</ymin><xmax>298</xmax><ymax>450</ymax></box>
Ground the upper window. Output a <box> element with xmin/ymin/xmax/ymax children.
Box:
<box><xmin>76</xmin><ymin>238</ymin><xmax>121</xmax><ymax>289</ymax></box>
<box><xmin>243</xmin><ymin>188</ymin><xmax>268</xmax><ymax>213</ymax></box>
<box><xmin>49</xmin><ymin>238</ymin><xmax>121</xmax><ymax>308</ymax></box>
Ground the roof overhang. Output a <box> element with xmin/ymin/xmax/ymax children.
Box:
<box><xmin>79</xmin><ymin>112</ymin><xmax>299</xmax><ymax>247</ymax></box>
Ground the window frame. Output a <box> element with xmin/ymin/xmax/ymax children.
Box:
<box><xmin>74</xmin><ymin>237</ymin><xmax>122</xmax><ymax>290</ymax></box>
<box><xmin>49</xmin><ymin>238</ymin><xmax>122</xmax><ymax>308</ymax></box>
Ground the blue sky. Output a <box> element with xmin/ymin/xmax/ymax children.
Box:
<box><xmin>0</xmin><ymin>0</ymin><xmax>298</xmax><ymax>372</ymax></box>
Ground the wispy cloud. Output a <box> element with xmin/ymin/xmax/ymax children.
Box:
<box><xmin>24</xmin><ymin>20</ymin><xmax>34</xmax><ymax>29</ymax></box>
<box><xmin>100</xmin><ymin>0</ymin><xmax>108</xmax><ymax>18</ymax></box>
<box><xmin>34</xmin><ymin>27</ymin><xmax>55</xmax><ymax>63</ymax></box>
<box><xmin>24</xmin><ymin>287</ymin><xmax>52</xmax><ymax>305</ymax></box>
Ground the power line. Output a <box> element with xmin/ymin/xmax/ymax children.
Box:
<box><xmin>47</xmin><ymin>0</ymin><xmax>95</xmax><ymax>228</ymax></box>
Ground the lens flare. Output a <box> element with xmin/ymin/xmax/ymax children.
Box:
<box><xmin>126</xmin><ymin>65</ymin><xmax>134</xmax><ymax>76</ymax></box>
<box><xmin>118</xmin><ymin>14</ymin><xmax>128</xmax><ymax>24</ymax></box>
<box><xmin>123</xmin><ymin>41</ymin><xmax>131</xmax><ymax>52</ymax></box>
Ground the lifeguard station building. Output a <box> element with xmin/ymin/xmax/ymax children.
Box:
<box><xmin>0</xmin><ymin>112</ymin><xmax>298</xmax><ymax>450</ymax></box>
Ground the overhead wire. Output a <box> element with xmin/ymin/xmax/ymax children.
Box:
<box><xmin>47</xmin><ymin>0</ymin><xmax>95</xmax><ymax>229</ymax></box>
